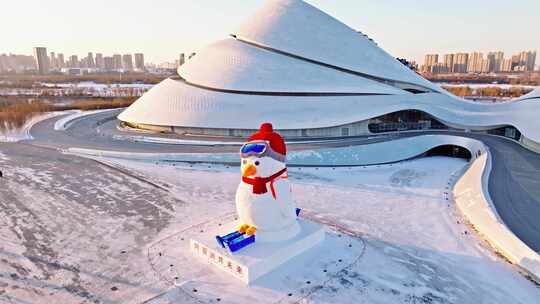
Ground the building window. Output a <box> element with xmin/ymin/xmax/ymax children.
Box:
<box><xmin>341</xmin><ymin>128</ymin><xmax>350</xmax><ymax>136</ymax></box>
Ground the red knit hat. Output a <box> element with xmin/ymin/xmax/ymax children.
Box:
<box><xmin>248</xmin><ymin>123</ymin><xmax>286</xmax><ymax>156</ymax></box>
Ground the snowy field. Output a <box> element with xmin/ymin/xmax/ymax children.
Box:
<box><xmin>0</xmin><ymin>147</ymin><xmax>538</xmax><ymax>303</ymax></box>
<box><xmin>96</xmin><ymin>156</ymin><xmax>539</xmax><ymax>303</ymax></box>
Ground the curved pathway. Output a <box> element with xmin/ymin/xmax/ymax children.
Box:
<box><xmin>25</xmin><ymin>111</ymin><xmax>540</xmax><ymax>253</ymax></box>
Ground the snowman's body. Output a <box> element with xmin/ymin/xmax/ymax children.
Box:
<box><xmin>236</xmin><ymin>154</ymin><xmax>300</xmax><ymax>243</ymax></box>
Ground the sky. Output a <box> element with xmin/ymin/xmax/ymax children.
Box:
<box><xmin>1</xmin><ymin>0</ymin><xmax>539</xmax><ymax>64</ymax></box>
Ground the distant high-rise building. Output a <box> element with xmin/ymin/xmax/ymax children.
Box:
<box><xmin>453</xmin><ymin>53</ymin><xmax>469</xmax><ymax>73</ymax></box>
<box><xmin>521</xmin><ymin>51</ymin><xmax>537</xmax><ymax>71</ymax></box>
<box><xmin>87</xmin><ymin>52</ymin><xmax>95</xmax><ymax>68</ymax></box>
<box><xmin>467</xmin><ymin>52</ymin><xmax>483</xmax><ymax>73</ymax></box>
<box><xmin>113</xmin><ymin>54</ymin><xmax>122</xmax><ymax>70</ymax></box>
<box><xmin>179</xmin><ymin>53</ymin><xmax>185</xmax><ymax>66</ymax></box>
<box><xmin>487</xmin><ymin>51</ymin><xmax>504</xmax><ymax>72</ymax></box>
<box><xmin>95</xmin><ymin>53</ymin><xmax>104</xmax><ymax>69</ymax></box>
<box><xmin>122</xmin><ymin>54</ymin><xmax>133</xmax><ymax>71</ymax></box>
<box><xmin>504</xmin><ymin>51</ymin><xmax>537</xmax><ymax>72</ymax></box>
<box><xmin>134</xmin><ymin>53</ymin><xmax>145</xmax><ymax>70</ymax></box>
<box><xmin>49</xmin><ymin>52</ymin><xmax>56</xmax><ymax>69</ymax></box>
<box><xmin>57</xmin><ymin>53</ymin><xmax>65</xmax><ymax>68</ymax></box>
<box><xmin>423</xmin><ymin>54</ymin><xmax>438</xmax><ymax>73</ymax></box>
<box><xmin>104</xmin><ymin>57</ymin><xmax>114</xmax><ymax>71</ymax></box>
<box><xmin>511</xmin><ymin>54</ymin><xmax>521</xmax><ymax>71</ymax></box>
<box><xmin>0</xmin><ymin>54</ymin><xmax>36</xmax><ymax>72</ymax></box>
<box><xmin>443</xmin><ymin>54</ymin><xmax>454</xmax><ymax>73</ymax></box>
<box><xmin>432</xmin><ymin>62</ymin><xmax>447</xmax><ymax>74</ymax></box>
<box><xmin>33</xmin><ymin>47</ymin><xmax>50</xmax><ymax>74</ymax></box>
<box><xmin>529</xmin><ymin>51</ymin><xmax>537</xmax><ymax>71</ymax></box>
<box><xmin>69</xmin><ymin>55</ymin><xmax>79</xmax><ymax>68</ymax></box>
<box><xmin>480</xmin><ymin>59</ymin><xmax>491</xmax><ymax>74</ymax></box>
<box><xmin>501</xmin><ymin>59</ymin><xmax>513</xmax><ymax>72</ymax></box>
<box><xmin>0</xmin><ymin>54</ymin><xmax>8</xmax><ymax>72</ymax></box>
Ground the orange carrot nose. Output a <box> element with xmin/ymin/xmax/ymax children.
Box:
<box><xmin>242</xmin><ymin>164</ymin><xmax>257</xmax><ymax>177</ymax></box>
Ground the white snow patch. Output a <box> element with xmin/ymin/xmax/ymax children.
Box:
<box><xmin>53</xmin><ymin>108</ymin><xmax>118</xmax><ymax>131</ymax></box>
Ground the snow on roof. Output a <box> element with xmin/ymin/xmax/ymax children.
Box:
<box><xmin>178</xmin><ymin>38</ymin><xmax>405</xmax><ymax>94</ymax></box>
<box><xmin>234</xmin><ymin>0</ymin><xmax>442</xmax><ymax>93</ymax></box>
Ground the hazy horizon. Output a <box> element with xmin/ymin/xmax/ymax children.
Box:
<box><xmin>2</xmin><ymin>0</ymin><xmax>539</xmax><ymax>64</ymax></box>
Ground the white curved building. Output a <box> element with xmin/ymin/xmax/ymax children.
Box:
<box><xmin>118</xmin><ymin>0</ymin><xmax>540</xmax><ymax>145</ymax></box>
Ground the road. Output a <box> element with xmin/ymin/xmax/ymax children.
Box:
<box><xmin>478</xmin><ymin>136</ymin><xmax>540</xmax><ymax>252</ymax></box>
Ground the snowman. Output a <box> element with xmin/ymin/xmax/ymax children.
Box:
<box><xmin>235</xmin><ymin>123</ymin><xmax>300</xmax><ymax>243</ymax></box>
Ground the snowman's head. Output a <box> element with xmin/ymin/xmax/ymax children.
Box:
<box><xmin>241</xmin><ymin>155</ymin><xmax>285</xmax><ymax>178</ymax></box>
<box><xmin>240</xmin><ymin>140</ymin><xmax>286</xmax><ymax>177</ymax></box>
<box><xmin>240</xmin><ymin>123</ymin><xmax>287</xmax><ymax>177</ymax></box>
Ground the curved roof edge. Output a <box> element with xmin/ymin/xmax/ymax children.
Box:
<box><xmin>177</xmin><ymin>38</ymin><xmax>406</xmax><ymax>95</ymax></box>
<box><xmin>230</xmin><ymin>35</ymin><xmax>441</xmax><ymax>95</ymax></box>
<box><xmin>174</xmin><ymin>77</ymin><xmax>395</xmax><ymax>96</ymax></box>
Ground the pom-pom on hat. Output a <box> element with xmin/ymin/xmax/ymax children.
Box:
<box><xmin>248</xmin><ymin>123</ymin><xmax>287</xmax><ymax>157</ymax></box>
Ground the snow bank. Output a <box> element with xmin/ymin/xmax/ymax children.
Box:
<box><xmin>67</xmin><ymin>134</ymin><xmax>486</xmax><ymax>166</ymax></box>
<box><xmin>0</xmin><ymin>112</ymin><xmax>66</xmax><ymax>142</ymax></box>
<box><xmin>112</xmin><ymin>135</ymin><xmax>245</xmax><ymax>146</ymax></box>
<box><xmin>454</xmin><ymin>152</ymin><xmax>540</xmax><ymax>283</ymax></box>
<box><xmin>111</xmin><ymin>134</ymin><xmax>378</xmax><ymax>146</ymax></box>
<box><xmin>54</xmin><ymin>109</ymin><xmax>118</xmax><ymax>131</ymax></box>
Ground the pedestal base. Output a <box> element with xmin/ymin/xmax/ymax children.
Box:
<box><xmin>190</xmin><ymin>219</ymin><xmax>325</xmax><ymax>285</ymax></box>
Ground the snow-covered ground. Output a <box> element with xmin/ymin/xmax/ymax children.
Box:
<box><xmin>93</xmin><ymin>156</ymin><xmax>539</xmax><ymax>303</ymax></box>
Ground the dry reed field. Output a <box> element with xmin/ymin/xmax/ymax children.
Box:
<box><xmin>0</xmin><ymin>97</ymin><xmax>136</xmax><ymax>131</ymax></box>
<box><xmin>0</xmin><ymin>73</ymin><xmax>167</xmax><ymax>88</ymax></box>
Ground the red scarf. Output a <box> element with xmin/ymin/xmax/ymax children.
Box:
<box><xmin>242</xmin><ymin>168</ymin><xmax>287</xmax><ymax>198</ymax></box>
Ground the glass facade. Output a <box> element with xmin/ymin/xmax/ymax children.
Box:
<box><xmin>368</xmin><ymin>110</ymin><xmax>448</xmax><ymax>133</ymax></box>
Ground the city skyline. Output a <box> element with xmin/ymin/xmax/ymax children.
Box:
<box><xmin>0</xmin><ymin>46</ymin><xmax>203</xmax><ymax>74</ymax></box>
<box><xmin>1</xmin><ymin>0</ymin><xmax>539</xmax><ymax>64</ymax></box>
<box><xmin>422</xmin><ymin>50</ymin><xmax>537</xmax><ymax>74</ymax></box>
<box><xmin>4</xmin><ymin>45</ymin><xmax>538</xmax><ymax>75</ymax></box>
<box><xmin>28</xmin><ymin>48</ymin><xmax>148</xmax><ymax>74</ymax></box>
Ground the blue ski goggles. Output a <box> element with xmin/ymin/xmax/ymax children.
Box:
<box><xmin>240</xmin><ymin>141</ymin><xmax>268</xmax><ymax>157</ymax></box>
<box><xmin>240</xmin><ymin>141</ymin><xmax>286</xmax><ymax>162</ymax></box>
